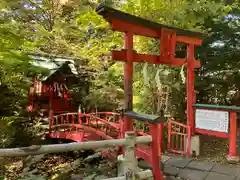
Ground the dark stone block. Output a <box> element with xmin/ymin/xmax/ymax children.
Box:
<box><xmin>186</xmin><ymin>160</ymin><xmax>215</xmax><ymax>171</ymax></box>
<box><xmin>211</xmin><ymin>164</ymin><xmax>240</xmax><ymax>176</ymax></box>
<box><xmin>163</xmin><ymin>166</ymin><xmax>180</xmax><ymax>176</ymax></box>
<box><xmin>165</xmin><ymin>156</ymin><xmax>193</xmax><ymax>168</ymax></box>
<box><xmin>178</xmin><ymin>169</ymin><xmax>208</xmax><ymax>180</ymax></box>
<box><xmin>205</xmin><ymin>172</ymin><xmax>235</xmax><ymax>180</ymax></box>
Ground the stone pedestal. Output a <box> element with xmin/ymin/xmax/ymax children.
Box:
<box><xmin>190</xmin><ymin>135</ymin><xmax>200</xmax><ymax>156</ymax></box>
<box><xmin>226</xmin><ymin>155</ymin><xmax>240</xmax><ymax>164</ymax></box>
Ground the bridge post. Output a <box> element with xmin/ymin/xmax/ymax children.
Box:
<box><xmin>78</xmin><ymin>113</ymin><xmax>84</xmax><ymax>142</ymax></box>
<box><xmin>48</xmin><ymin>109</ymin><xmax>54</xmax><ymax>131</ymax></box>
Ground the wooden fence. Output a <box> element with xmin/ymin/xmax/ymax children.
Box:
<box><xmin>0</xmin><ymin>131</ymin><xmax>154</xmax><ymax>180</ymax></box>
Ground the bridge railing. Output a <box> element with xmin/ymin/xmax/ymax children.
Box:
<box><xmin>88</xmin><ymin>112</ymin><xmax>121</xmax><ymax>123</ymax></box>
<box><xmin>49</xmin><ymin>112</ymin><xmax>121</xmax><ymax>141</ymax></box>
<box><xmin>51</xmin><ymin>112</ymin><xmax>120</xmax><ymax>128</ymax></box>
<box><xmin>0</xmin><ymin>132</ymin><xmax>156</xmax><ymax>180</ymax></box>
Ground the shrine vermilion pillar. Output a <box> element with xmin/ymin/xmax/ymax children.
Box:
<box><xmin>187</xmin><ymin>44</ymin><xmax>196</xmax><ymax>135</ymax></box>
<box><xmin>124</xmin><ymin>32</ymin><xmax>134</xmax><ymax>133</ymax></box>
<box><xmin>228</xmin><ymin>111</ymin><xmax>237</xmax><ymax>159</ymax></box>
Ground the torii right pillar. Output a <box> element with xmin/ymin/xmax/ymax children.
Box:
<box><xmin>187</xmin><ymin>44</ymin><xmax>196</xmax><ymax>136</ymax></box>
<box><xmin>186</xmin><ymin>43</ymin><xmax>202</xmax><ymax>157</ymax></box>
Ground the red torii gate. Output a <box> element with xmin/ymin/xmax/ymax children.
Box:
<box><xmin>96</xmin><ymin>5</ymin><xmax>205</xmax><ymax>136</ymax></box>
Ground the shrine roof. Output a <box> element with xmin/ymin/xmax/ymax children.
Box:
<box><xmin>28</xmin><ymin>52</ymin><xmax>81</xmax><ymax>71</ymax></box>
<box><xmin>41</xmin><ymin>62</ymin><xmax>77</xmax><ymax>82</ymax></box>
<box><xmin>96</xmin><ymin>4</ymin><xmax>206</xmax><ymax>39</ymax></box>
<box><xmin>28</xmin><ymin>53</ymin><xmax>95</xmax><ymax>85</ymax></box>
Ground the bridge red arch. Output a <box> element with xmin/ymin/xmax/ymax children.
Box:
<box><xmin>49</xmin><ymin>112</ymin><xmax>121</xmax><ymax>142</ymax></box>
<box><xmin>48</xmin><ymin>112</ymin><xmax>158</xmax><ymax>164</ymax></box>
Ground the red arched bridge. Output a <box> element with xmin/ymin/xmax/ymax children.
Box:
<box><xmin>49</xmin><ymin>112</ymin><xmax>156</xmax><ymax>164</ymax></box>
<box><xmin>49</xmin><ymin>112</ymin><xmax>121</xmax><ymax>142</ymax></box>
<box><xmin>48</xmin><ymin>111</ymin><xmax>191</xmax><ymax>166</ymax></box>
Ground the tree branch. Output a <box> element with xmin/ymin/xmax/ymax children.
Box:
<box><xmin>26</xmin><ymin>0</ymin><xmax>53</xmax><ymax>31</ymax></box>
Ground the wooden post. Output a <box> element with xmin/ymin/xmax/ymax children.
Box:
<box><xmin>150</xmin><ymin>124</ymin><xmax>163</xmax><ymax>180</ymax></box>
<box><xmin>124</xmin><ymin>32</ymin><xmax>134</xmax><ymax>134</ymax></box>
<box><xmin>187</xmin><ymin>44</ymin><xmax>195</xmax><ymax>135</ymax></box>
<box><xmin>119</xmin><ymin>113</ymin><xmax>125</xmax><ymax>154</ymax></box>
<box><xmin>124</xmin><ymin>131</ymin><xmax>138</xmax><ymax>179</ymax></box>
<box><xmin>167</xmin><ymin>120</ymin><xmax>172</xmax><ymax>151</ymax></box>
<box><xmin>78</xmin><ymin>113</ymin><xmax>84</xmax><ymax>142</ymax></box>
<box><xmin>48</xmin><ymin>109</ymin><xmax>54</xmax><ymax>131</ymax></box>
<box><xmin>49</xmin><ymin>85</ymin><xmax>54</xmax><ymax>129</ymax></box>
<box><xmin>159</xmin><ymin>123</ymin><xmax>164</xmax><ymax>156</ymax></box>
<box><xmin>120</xmin><ymin>111</ymin><xmax>124</xmax><ymax>139</ymax></box>
<box><xmin>228</xmin><ymin>111</ymin><xmax>239</xmax><ymax>162</ymax></box>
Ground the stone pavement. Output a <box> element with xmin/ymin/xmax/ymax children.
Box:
<box><xmin>139</xmin><ymin>155</ymin><xmax>240</xmax><ymax>180</ymax></box>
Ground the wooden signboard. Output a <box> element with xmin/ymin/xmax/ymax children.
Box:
<box><xmin>195</xmin><ymin>109</ymin><xmax>229</xmax><ymax>133</ymax></box>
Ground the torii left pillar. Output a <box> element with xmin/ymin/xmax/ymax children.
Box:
<box><xmin>123</xmin><ymin>31</ymin><xmax>134</xmax><ymax>134</ymax></box>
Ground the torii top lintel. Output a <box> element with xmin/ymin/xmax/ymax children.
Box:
<box><xmin>96</xmin><ymin>4</ymin><xmax>207</xmax><ymax>68</ymax></box>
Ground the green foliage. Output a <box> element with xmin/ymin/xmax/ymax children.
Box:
<box><xmin>0</xmin><ymin>23</ymin><xmax>47</xmax><ymax>115</ymax></box>
<box><xmin>0</xmin><ymin>1</ymin><xmax>50</xmax><ymax>148</ymax></box>
<box><xmin>0</xmin><ymin>117</ymin><xmax>16</xmax><ymax>147</ymax></box>
<box><xmin>0</xmin><ymin>17</ymin><xmax>41</xmax><ymax>115</ymax></box>
<box><xmin>197</xmin><ymin>6</ymin><xmax>240</xmax><ymax>105</ymax></box>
